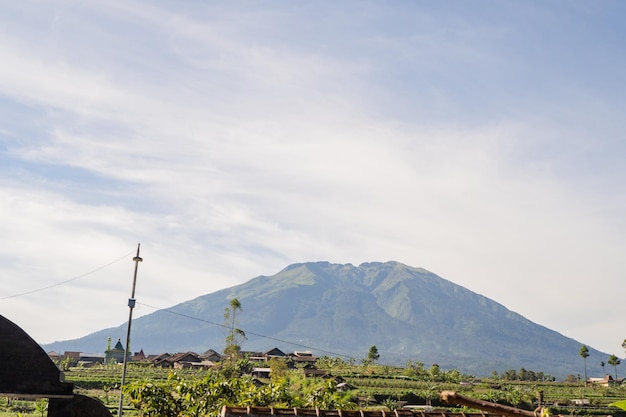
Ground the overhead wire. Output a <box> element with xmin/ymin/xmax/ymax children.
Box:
<box><xmin>0</xmin><ymin>250</ymin><xmax>136</xmax><ymax>301</ymax></box>
<box><xmin>0</xmin><ymin>250</ymin><xmax>360</xmax><ymax>361</ymax></box>
<box><xmin>137</xmin><ymin>301</ymin><xmax>358</xmax><ymax>361</ymax></box>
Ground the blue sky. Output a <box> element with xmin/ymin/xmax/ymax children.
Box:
<box><xmin>1</xmin><ymin>1</ymin><xmax>626</xmax><ymax>360</ymax></box>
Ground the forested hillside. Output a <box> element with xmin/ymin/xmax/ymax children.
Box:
<box><xmin>44</xmin><ymin>261</ymin><xmax>606</xmax><ymax>378</ymax></box>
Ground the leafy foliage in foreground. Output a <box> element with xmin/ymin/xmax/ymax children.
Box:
<box><xmin>610</xmin><ymin>399</ymin><xmax>626</xmax><ymax>411</ymax></box>
<box><xmin>125</xmin><ymin>371</ymin><xmax>355</xmax><ymax>417</ymax></box>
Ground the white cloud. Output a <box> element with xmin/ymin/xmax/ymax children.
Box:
<box><xmin>1</xmin><ymin>0</ymin><xmax>626</xmax><ymax>356</ymax></box>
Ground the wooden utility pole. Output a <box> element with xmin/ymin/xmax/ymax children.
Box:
<box><xmin>117</xmin><ymin>244</ymin><xmax>143</xmax><ymax>417</ymax></box>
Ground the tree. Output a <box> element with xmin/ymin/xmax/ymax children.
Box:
<box><xmin>268</xmin><ymin>357</ymin><xmax>289</xmax><ymax>380</ymax></box>
<box><xmin>563</xmin><ymin>374</ymin><xmax>578</xmax><ymax>383</ymax></box>
<box><xmin>579</xmin><ymin>345</ymin><xmax>589</xmax><ymax>384</ymax></box>
<box><xmin>381</xmin><ymin>398</ymin><xmax>398</xmax><ymax>411</ymax></box>
<box><xmin>316</xmin><ymin>356</ymin><xmax>342</xmax><ymax>374</ymax></box>
<box><xmin>174</xmin><ymin>371</ymin><xmax>353</xmax><ymax>411</ymax></box>
<box><xmin>518</xmin><ymin>367</ymin><xmax>528</xmax><ymax>381</ymax></box>
<box><xmin>57</xmin><ymin>356</ymin><xmax>72</xmax><ymax>371</ymax></box>
<box><xmin>102</xmin><ymin>384</ymin><xmax>112</xmax><ymax>404</ymax></box>
<box><xmin>503</xmin><ymin>369</ymin><xmax>517</xmax><ymax>381</ymax></box>
<box><xmin>403</xmin><ymin>360</ymin><xmax>424</xmax><ymax>378</ymax></box>
<box><xmin>423</xmin><ymin>384</ymin><xmax>439</xmax><ymax>406</ymax></box>
<box><xmin>224</xmin><ymin>298</ymin><xmax>247</xmax><ymax>359</ymax></box>
<box><xmin>608</xmin><ymin>354</ymin><xmax>621</xmax><ymax>379</ymax></box>
<box><xmin>601</xmin><ymin>361</ymin><xmax>605</xmax><ymax>375</ymax></box>
<box><xmin>428</xmin><ymin>363</ymin><xmax>441</xmax><ymax>381</ymax></box>
<box><xmin>126</xmin><ymin>372</ymin><xmax>268</xmax><ymax>416</ymax></box>
<box><xmin>367</xmin><ymin>345</ymin><xmax>380</xmax><ymax>363</ymax></box>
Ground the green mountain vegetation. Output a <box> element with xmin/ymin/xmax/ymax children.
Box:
<box><xmin>44</xmin><ymin>261</ymin><xmax>607</xmax><ymax>378</ymax></box>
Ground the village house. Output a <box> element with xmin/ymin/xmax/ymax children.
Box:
<box><xmin>131</xmin><ymin>349</ymin><xmax>146</xmax><ymax>362</ymax></box>
<box><xmin>588</xmin><ymin>374</ymin><xmax>624</xmax><ymax>387</ymax></box>
<box><xmin>263</xmin><ymin>347</ymin><xmax>286</xmax><ymax>360</ymax></box>
<box><xmin>47</xmin><ymin>351</ymin><xmax>62</xmax><ymax>362</ymax></box>
<box><xmin>169</xmin><ymin>351</ymin><xmax>202</xmax><ymax>369</ymax></box>
<box><xmin>200</xmin><ymin>349</ymin><xmax>224</xmax><ymax>362</ymax></box>
<box><xmin>288</xmin><ymin>351</ymin><xmax>318</xmax><ymax>365</ymax></box>
<box><xmin>77</xmin><ymin>353</ymin><xmax>105</xmax><ymax>367</ymax></box>
<box><xmin>48</xmin><ymin>342</ymin><xmax>321</xmax><ymax>374</ymax></box>
<box><xmin>147</xmin><ymin>353</ymin><xmax>173</xmax><ymax>367</ymax></box>
<box><xmin>46</xmin><ymin>351</ymin><xmax>104</xmax><ymax>367</ymax></box>
<box><xmin>63</xmin><ymin>351</ymin><xmax>81</xmax><ymax>365</ymax></box>
<box><xmin>245</xmin><ymin>347</ymin><xmax>287</xmax><ymax>362</ymax></box>
<box><xmin>251</xmin><ymin>367</ymin><xmax>272</xmax><ymax>378</ymax></box>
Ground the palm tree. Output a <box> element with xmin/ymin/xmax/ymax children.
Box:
<box><xmin>608</xmin><ymin>354</ymin><xmax>621</xmax><ymax>379</ymax></box>
<box><xmin>579</xmin><ymin>345</ymin><xmax>590</xmax><ymax>384</ymax></box>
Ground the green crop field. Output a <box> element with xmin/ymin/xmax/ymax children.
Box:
<box><xmin>3</xmin><ymin>363</ymin><xmax>626</xmax><ymax>416</ymax></box>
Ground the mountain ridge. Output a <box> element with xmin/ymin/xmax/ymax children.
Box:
<box><xmin>43</xmin><ymin>261</ymin><xmax>604</xmax><ymax>379</ymax></box>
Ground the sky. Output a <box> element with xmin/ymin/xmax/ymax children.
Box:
<box><xmin>1</xmin><ymin>0</ymin><xmax>626</xmax><ymax>359</ymax></box>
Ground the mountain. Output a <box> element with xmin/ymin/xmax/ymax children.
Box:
<box><xmin>43</xmin><ymin>261</ymin><xmax>602</xmax><ymax>378</ymax></box>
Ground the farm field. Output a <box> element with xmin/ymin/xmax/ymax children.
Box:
<box><xmin>2</xmin><ymin>363</ymin><xmax>626</xmax><ymax>416</ymax></box>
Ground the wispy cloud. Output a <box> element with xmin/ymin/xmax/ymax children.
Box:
<box><xmin>1</xmin><ymin>1</ymin><xmax>626</xmax><ymax>355</ymax></box>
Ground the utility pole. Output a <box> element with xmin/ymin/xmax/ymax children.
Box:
<box><xmin>117</xmin><ymin>244</ymin><xmax>142</xmax><ymax>417</ymax></box>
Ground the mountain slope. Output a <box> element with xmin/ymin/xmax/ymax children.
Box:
<box><xmin>43</xmin><ymin>261</ymin><xmax>601</xmax><ymax>378</ymax></box>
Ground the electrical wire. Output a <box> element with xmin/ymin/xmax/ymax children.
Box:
<box><xmin>0</xmin><ymin>250</ymin><xmax>360</xmax><ymax>361</ymax></box>
<box><xmin>137</xmin><ymin>301</ymin><xmax>358</xmax><ymax>361</ymax></box>
<box><xmin>0</xmin><ymin>250</ymin><xmax>136</xmax><ymax>301</ymax></box>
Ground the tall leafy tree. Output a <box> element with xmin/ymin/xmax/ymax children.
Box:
<box><xmin>428</xmin><ymin>363</ymin><xmax>441</xmax><ymax>381</ymax></box>
<box><xmin>224</xmin><ymin>298</ymin><xmax>247</xmax><ymax>359</ymax></box>
<box><xmin>579</xmin><ymin>345</ymin><xmax>589</xmax><ymax>384</ymax></box>
<box><xmin>608</xmin><ymin>354</ymin><xmax>621</xmax><ymax>379</ymax></box>
<box><xmin>268</xmin><ymin>357</ymin><xmax>289</xmax><ymax>380</ymax></box>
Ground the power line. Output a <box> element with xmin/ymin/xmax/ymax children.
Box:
<box><xmin>0</xmin><ymin>250</ymin><xmax>136</xmax><ymax>301</ymax></box>
<box><xmin>137</xmin><ymin>302</ymin><xmax>358</xmax><ymax>361</ymax></box>
<box><xmin>0</xmin><ymin>250</ymin><xmax>360</xmax><ymax>361</ymax></box>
